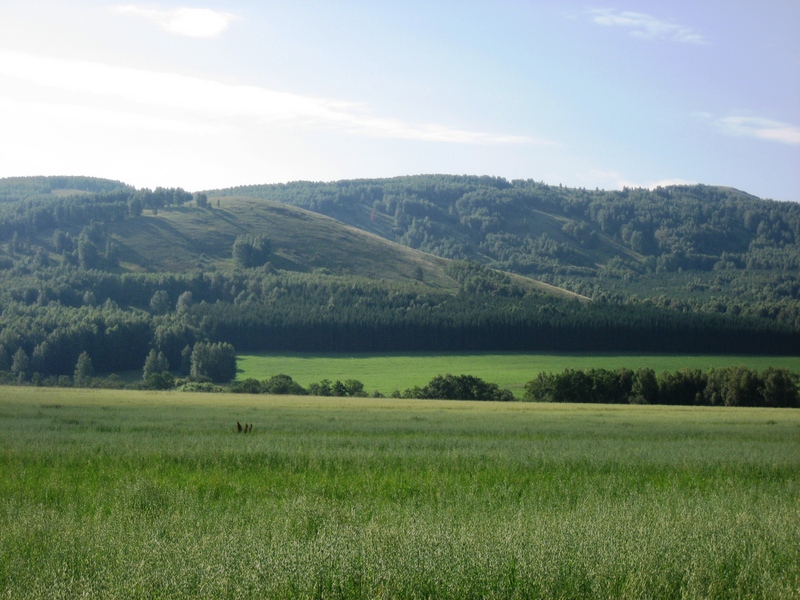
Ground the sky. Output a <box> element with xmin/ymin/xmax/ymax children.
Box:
<box><xmin>0</xmin><ymin>1</ymin><xmax>798</xmax><ymax>200</ymax></box>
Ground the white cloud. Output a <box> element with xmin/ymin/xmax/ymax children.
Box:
<box><xmin>578</xmin><ymin>168</ymin><xmax>693</xmax><ymax>190</ymax></box>
<box><xmin>114</xmin><ymin>5</ymin><xmax>239</xmax><ymax>38</ymax></box>
<box><xmin>0</xmin><ymin>51</ymin><xmax>538</xmax><ymax>145</ymax></box>
<box><xmin>715</xmin><ymin>115</ymin><xmax>800</xmax><ymax>145</ymax></box>
<box><xmin>0</xmin><ymin>96</ymin><xmax>223</xmax><ymax>136</ymax></box>
<box><xmin>646</xmin><ymin>178</ymin><xmax>695</xmax><ymax>188</ymax></box>
<box><xmin>589</xmin><ymin>9</ymin><xmax>708</xmax><ymax>45</ymax></box>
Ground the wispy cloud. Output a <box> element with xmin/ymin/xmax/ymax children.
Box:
<box><xmin>578</xmin><ymin>168</ymin><xmax>694</xmax><ymax>191</ymax></box>
<box><xmin>588</xmin><ymin>9</ymin><xmax>708</xmax><ymax>45</ymax></box>
<box><xmin>114</xmin><ymin>5</ymin><xmax>240</xmax><ymax>38</ymax></box>
<box><xmin>0</xmin><ymin>51</ymin><xmax>538</xmax><ymax>145</ymax></box>
<box><xmin>714</xmin><ymin>115</ymin><xmax>800</xmax><ymax>145</ymax></box>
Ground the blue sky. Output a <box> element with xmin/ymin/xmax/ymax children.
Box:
<box><xmin>0</xmin><ymin>1</ymin><xmax>798</xmax><ymax>200</ymax></box>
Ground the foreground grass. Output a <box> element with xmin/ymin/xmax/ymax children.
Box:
<box><xmin>237</xmin><ymin>351</ymin><xmax>800</xmax><ymax>397</ymax></box>
<box><xmin>1</xmin><ymin>387</ymin><xmax>799</xmax><ymax>598</ymax></box>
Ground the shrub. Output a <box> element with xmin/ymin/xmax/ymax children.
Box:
<box><xmin>233</xmin><ymin>234</ymin><xmax>271</xmax><ymax>268</ymax></box>
<box><xmin>308</xmin><ymin>379</ymin><xmax>332</xmax><ymax>396</ymax></box>
<box><xmin>176</xmin><ymin>381</ymin><xmax>223</xmax><ymax>393</ymax></box>
<box><xmin>229</xmin><ymin>378</ymin><xmax>263</xmax><ymax>394</ymax></box>
<box><xmin>145</xmin><ymin>371</ymin><xmax>175</xmax><ymax>390</ymax></box>
<box><xmin>405</xmin><ymin>374</ymin><xmax>512</xmax><ymax>401</ymax></box>
<box><xmin>308</xmin><ymin>378</ymin><xmax>368</xmax><ymax>397</ymax></box>
<box><xmin>262</xmin><ymin>374</ymin><xmax>306</xmax><ymax>395</ymax></box>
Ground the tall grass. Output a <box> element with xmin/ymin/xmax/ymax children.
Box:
<box><xmin>1</xmin><ymin>387</ymin><xmax>799</xmax><ymax>598</ymax></box>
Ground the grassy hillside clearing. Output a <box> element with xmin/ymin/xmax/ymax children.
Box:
<box><xmin>1</xmin><ymin>387</ymin><xmax>798</xmax><ymax>598</ymax></box>
<box><xmin>107</xmin><ymin>199</ymin><xmax>454</xmax><ymax>287</ymax></box>
<box><xmin>103</xmin><ymin>198</ymin><xmax>584</xmax><ymax>300</ymax></box>
<box><xmin>236</xmin><ymin>352</ymin><xmax>800</xmax><ymax>397</ymax></box>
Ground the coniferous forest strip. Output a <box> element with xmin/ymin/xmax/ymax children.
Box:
<box><xmin>0</xmin><ymin>267</ymin><xmax>796</xmax><ymax>380</ymax></box>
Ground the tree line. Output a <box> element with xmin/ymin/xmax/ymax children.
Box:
<box><xmin>10</xmin><ymin>356</ymin><xmax>796</xmax><ymax>410</ymax></box>
<box><xmin>219</xmin><ymin>366</ymin><xmax>800</xmax><ymax>407</ymax></box>
<box><xmin>0</xmin><ymin>340</ymin><xmax>236</xmax><ymax>388</ymax></box>
<box><xmin>524</xmin><ymin>366</ymin><xmax>799</xmax><ymax>408</ymax></box>
<box><xmin>231</xmin><ymin>372</ymin><xmax>515</xmax><ymax>400</ymax></box>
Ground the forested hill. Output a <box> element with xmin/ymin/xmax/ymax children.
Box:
<box><xmin>210</xmin><ymin>176</ymin><xmax>800</xmax><ymax>320</ymax></box>
<box><xmin>0</xmin><ymin>174</ymin><xmax>798</xmax><ymax>382</ymax></box>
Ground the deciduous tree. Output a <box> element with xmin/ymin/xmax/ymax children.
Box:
<box><xmin>143</xmin><ymin>349</ymin><xmax>169</xmax><ymax>380</ymax></box>
<box><xmin>190</xmin><ymin>341</ymin><xmax>236</xmax><ymax>383</ymax></box>
<box><xmin>74</xmin><ymin>351</ymin><xmax>95</xmax><ymax>386</ymax></box>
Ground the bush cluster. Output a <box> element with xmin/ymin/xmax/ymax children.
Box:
<box><xmin>229</xmin><ymin>374</ymin><xmax>306</xmax><ymax>395</ymax></box>
<box><xmin>393</xmin><ymin>373</ymin><xmax>514</xmax><ymax>401</ymax></box>
<box><xmin>229</xmin><ymin>375</ymin><xmax>371</xmax><ymax>397</ymax></box>
<box><xmin>229</xmin><ymin>373</ymin><xmax>514</xmax><ymax>401</ymax></box>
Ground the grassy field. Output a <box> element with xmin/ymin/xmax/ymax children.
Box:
<box><xmin>237</xmin><ymin>352</ymin><xmax>800</xmax><ymax>397</ymax></box>
<box><xmin>1</xmin><ymin>387</ymin><xmax>799</xmax><ymax>598</ymax></box>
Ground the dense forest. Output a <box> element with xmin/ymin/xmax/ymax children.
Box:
<box><xmin>0</xmin><ymin>175</ymin><xmax>798</xmax><ymax>384</ymax></box>
<box><xmin>214</xmin><ymin>175</ymin><xmax>800</xmax><ymax>324</ymax></box>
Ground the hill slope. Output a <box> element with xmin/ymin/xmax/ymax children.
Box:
<box><xmin>0</xmin><ymin>177</ymin><xmax>584</xmax><ymax>300</ymax></box>
<box><xmin>108</xmin><ymin>199</ymin><xmax>456</xmax><ymax>287</ymax></box>
<box><xmin>208</xmin><ymin>176</ymin><xmax>796</xmax><ymax>276</ymax></box>
<box><xmin>208</xmin><ymin>175</ymin><xmax>800</xmax><ymax>317</ymax></box>
<box><xmin>114</xmin><ymin>198</ymin><xmax>586</xmax><ymax>299</ymax></box>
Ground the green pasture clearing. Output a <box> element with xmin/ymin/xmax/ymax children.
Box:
<box><xmin>1</xmin><ymin>387</ymin><xmax>799</xmax><ymax>598</ymax></box>
<box><xmin>237</xmin><ymin>351</ymin><xmax>800</xmax><ymax>397</ymax></box>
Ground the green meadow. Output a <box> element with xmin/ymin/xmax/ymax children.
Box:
<box><xmin>1</xmin><ymin>386</ymin><xmax>799</xmax><ymax>598</ymax></box>
<box><xmin>237</xmin><ymin>352</ymin><xmax>800</xmax><ymax>397</ymax></box>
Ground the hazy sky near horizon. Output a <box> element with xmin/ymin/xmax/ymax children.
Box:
<box><xmin>0</xmin><ymin>1</ymin><xmax>798</xmax><ymax>200</ymax></box>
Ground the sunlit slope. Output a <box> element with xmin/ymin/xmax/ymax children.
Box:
<box><xmin>105</xmin><ymin>196</ymin><xmax>585</xmax><ymax>300</ymax></box>
<box><xmin>106</xmin><ymin>198</ymin><xmax>446</xmax><ymax>284</ymax></box>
